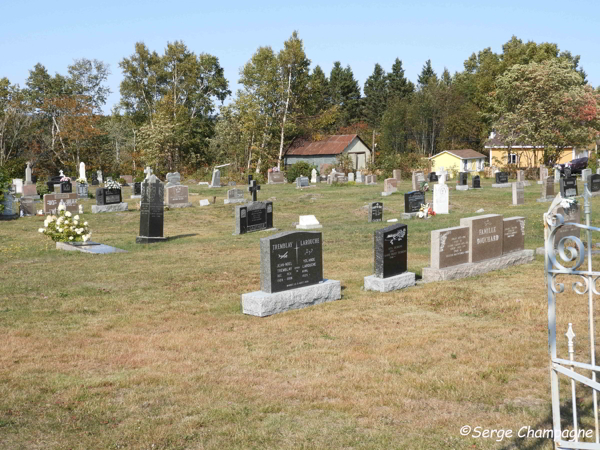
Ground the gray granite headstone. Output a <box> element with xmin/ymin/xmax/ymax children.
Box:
<box><xmin>260</xmin><ymin>231</ymin><xmax>323</xmax><ymax>293</ymax></box>
<box><xmin>560</xmin><ymin>177</ymin><xmax>577</xmax><ymax>198</ymax></box>
<box><xmin>459</xmin><ymin>214</ymin><xmax>503</xmax><ymax>263</ymax></box>
<box><xmin>210</xmin><ymin>169</ymin><xmax>221</xmax><ymax>188</ymax></box>
<box><xmin>430</xmin><ymin>226</ymin><xmax>470</xmax><ymax>269</ymax></box>
<box><xmin>165</xmin><ymin>172</ymin><xmax>181</xmax><ymax>188</ymax></box>
<box><xmin>503</xmin><ymin>217</ymin><xmax>525</xmax><ymax>254</ymax></box>
<box><xmin>512</xmin><ymin>182</ymin><xmax>524</xmax><ymax>205</ymax></box>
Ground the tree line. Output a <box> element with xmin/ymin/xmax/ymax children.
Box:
<box><xmin>0</xmin><ymin>33</ymin><xmax>598</xmax><ymax>180</ymax></box>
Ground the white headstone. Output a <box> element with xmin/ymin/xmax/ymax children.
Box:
<box><xmin>555</xmin><ymin>168</ymin><xmax>561</xmax><ymax>182</ymax></box>
<box><xmin>433</xmin><ymin>183</ymin><xmax>449</xmax><ymax>214</ymax></box>
<box><xmin>582</xmin><ymin>168</ymin><xmax>592</xmax><ymax>184</ymax></box>
<box><xmin>97</xmin><ymin>170</ymin><xmax>103</xmax><ymax>183</ymax></box>
<box><xmin>356</xmin><ymin>171</ymin><xmax>363</xmax><ymax>183</ymax></box>
<box><xmin>296</xmin><ymin>215</ymin><xmax>322</xmax><ymax>229</ymax></box>
<box><xmin>25</xmin><ymin>162</ymin><xmax>33</xmax><ymax>185</ymax></box>
<box><xmin>439</xmin><ymin>173</ymin><xmax>447</xmax><ymax>184</ymax></box>
<box><xmin>311</xmin><ymin>169</ymin><xmax>317</xmax><ymax>183</ymax></box>
<box><xmin>79</xmin><ymin>162</ymin><xmax>86</xmax><ymax>182</ymax></box>
<box><xmin>12</xmin><ymin>179</ymin><xmax>23</xmax><ymax>194</ymax></box>
<box><xmin>59</xmin><ymin>170</ymin><xmax>65</xmax><ymax>178</ymax></box>
<box><xmin>348</xmin><ymin>172</ymin><xmax>355</xmax><ymax>182</ymax></box>
<box><xmin>199</xmin><ymin>199</ymin><xmax>210</xmax><ymax>206</ymax></box>
<box><xmin>144</xmin><ymin>166</ymin><xmax>153</xmax><ymax>180</ymax></box>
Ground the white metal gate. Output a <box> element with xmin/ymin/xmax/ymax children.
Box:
<box><xmin>546</xmin><ymin>182</ymin><xmax>600</xmax><ymax>449</ymax></box>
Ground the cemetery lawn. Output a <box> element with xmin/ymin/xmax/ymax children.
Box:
<box><xmin>2</xmin><ymin>179</ymin><xmax>599</xmax><ymax>449</ymax></box>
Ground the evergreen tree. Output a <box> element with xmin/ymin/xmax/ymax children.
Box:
<box><xmin>363</xmin><ymin>63</ymin><xmax>387</xmax><ymax>129</ymax></box>
<box><xmin>417</xmin><ymin>59</ymin><xmax>437</xmax><ymax>87</ymax></box>
<box><xmin>329</xmin><ymin>62</ymin><xmax>361</xmax><ymax>126</ymax></box>
<box><xmin>386</xmin><ymin>58</ymin><xmax>414</xmax><ymax>99</ymax></box>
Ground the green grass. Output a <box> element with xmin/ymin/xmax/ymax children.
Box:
<box><xmin>0</xmin><ymin>178</ymin><xmax>597</xmax><ymax>449</ymax></box>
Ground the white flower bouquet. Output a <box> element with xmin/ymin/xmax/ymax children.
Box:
<box><xmin>38</xmin><ymin>202</ymin><xmax>92</xmax><ymax>243</ymax></box>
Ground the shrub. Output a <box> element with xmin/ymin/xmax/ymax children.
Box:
<box><xmin>588</xmin><ymin>152</ymin><xmax>598</xmax><ymax>174</ymax></box>
<box><xmin>285</xmin><ymin>161</ymin><xmax>316</xmax><ymax>184</ymax></box>
<box><xmin>117</xmin><ymin>177</ymin><xmax>127</xmax><ymax>185</ymax></box>
<box><xmin>38</xmin><ymin>203</ymin><xmax>92</xmax><ymax>243</ymax></box>
<box><xmin>36</xmin><ymin>179</ymin><xmax>50</xmax><ymax>197</ymax></box>
<box><xmin>0</xmin><ymin>166</ymin><xmax>11</xmax><ymax>213</ymax></box>
<box><xmin>374</xmin><ymin>152</ymin><xmax>429</xmax><ymax>180</ymax></box>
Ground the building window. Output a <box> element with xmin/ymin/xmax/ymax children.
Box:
<box><xmin>463</xmin><ymin>160</ymin><xmax>468</xmax><ymax>171</ymax></box>
<box><xmin>508</xmin><ymin>153</ymin><xmax>517</xmax><ymax>164</ymax></box>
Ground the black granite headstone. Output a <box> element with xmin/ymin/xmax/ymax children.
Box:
<box><xmin>458</xmin><ymin>172</ymin><xmax>468</xmax><ymax>186</ymax></box>
<box><xmin>374</xmin><ymin>224</ymin><xmax>408</xmax><ymax>279</ymax></box>
<box><xmin>369</xmin><ymin>202</ymin><xmax>383</xmax><ymax>223</ymax></box>
<box><xmin>60</xmin><ymin>181</ymin><xmax>72</xmax><ymax>193</ymax></box>
<box><xmin>472</xmin><ymin>175</ymin><xmax>481</xmax><ymax>189</ymax></box>
<box><xmin>590</xmin><ymin>174</ymin><xmax>600</xmax><ymax>193</ymax></box>
<box><xmin>235</xmin><ymin>201</ymin><xmax>273</xmax><ymax>235</ymax></box>
<box><xmin>260</xmin><ymin>231</ymin><xmax>323</xmax><ymax>293</ymax></box>
<box><xmin>96</xmin><ymin>188</ymin><xmax>122</xmax><ymax>205</ymax></box>
<box><xmin>495</xmin><ymin>172</ymin><xmax>509</xmax><ymax>184</ymax></box>
<box><xmin>248</xmin><ymin>180</ymin><xmax>261</xmax><ymax>202</ymax></box>
<box><xmin>429</xmin><ymin>172</ymin><xmax>438</xmax><ymax>182</ymax></box>
<box><xmin>560</xmin><ymin>177</ymin><xmax>578</xmax><ymax>198</ymax></box>
<box><xmin>137</xmin><ymin>176</ymin><xmax>165</xmax><ymax>243</ymax></box>
<box><xmin>133</xmin><ymin>182</ymin><xmax>141</xmax><ymax>195</ymax></box>
<box><xmin>404</xmin><ymin>191</ymin><xmax>425</xmax><ymax>213</ymax></box>
<box><xmin>91</xmin><ymin>173</ymin><xmax>99</xmax><ymax>186</ymax></box>
<box><xmin>248</xmin><ymin>174</ymin><xmax>253</xmax><ymax>185</ymax></box>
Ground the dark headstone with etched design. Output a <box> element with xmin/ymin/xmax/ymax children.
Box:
<box><xmin>136</xmin><ymin>175</ymin><xmax>166</xmax><ymax>244</ymax></box>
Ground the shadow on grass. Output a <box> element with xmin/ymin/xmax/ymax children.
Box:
<box><xmin>499</xmin><ymin>397</ymin><xmax>596</xmax><ymax>450</ymax></box>
<box><xmin>167</xmin><ymin>234</ymin><xmax>198</xmax><ymax>241</ymax></box>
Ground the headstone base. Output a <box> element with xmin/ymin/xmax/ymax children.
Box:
<box><xmin>56</xmin><ymin>241</ymin><xmax>127</xmax><ymax>254</ymax></box>
<box><xmin>296</xmin><ymin>224</ymin><xmax>323</xmax><ymax>230</ymax></box>
<box><xmin>241</xmin><ymin>279</ymin><xmax>341</xmax><ymax>317</ymax></box>
<box><xmin>166</xmin><ymin>202</ymin><xmax>193</xmax><ymax>208</ymax></box>
<box><xmin>537</xmin><ymin>181</ymin><xmax>543</xmax><ymax>185</ymax></box>
<box><xmin>0</xmin><ymin>213</ymin><xmax>19</xmax><ymax>221</ymax></box>
<box><xmin>591</xmin><ymin>192</ymin><xmax>600</xmax><ymax>197</ymax></box>
<box><xmin>492</xmin><ymin>183</ymin><xmax>512</xmax><ymax>188</ymax></box>
<box><xmin>22</xmin><ymin>195</ymin><xmax>40</xmax><ymax>200</ymax></box>
<box><xmin>232</xmin><ymin>227</ymin><xmax>277</xmax><ymax>236</ymax></box>
<box><xmin>224</xmin><ymin>198</ymin><xmax>246</xmax><ymax>204</ymax></box>
<box><xmin>456</xmin><ymin>185</ymin><xmax>469</xmax><ymax>191</ymax></box>
<box><xmin>198</xmin><ymin>182</ymin><xmax>209</xmax><ymax>186</ymax></box>
<box><xmin>130</xmin><ymin>195</ymin><xmax>142</xmax><ymax>199</ymax></box>
<box><xmin>91</xmin><ymin>203</ymin><xmax>129</xmax><ymax>214</ymax></box>
<box><xmin>208</xmin><ymin>184</ymin><xmax>220</xmax><ymax>188</ymax></box>
<box><xmin>136</xmin><ymin>236</ymin><xmax>167</xmax><ymax>244</ymax></box>
<box><xmin>422</xmin><ymin>249</ymin><xmax>534</xmax><ymax>283</ymax></box>
<box><xmin>364</xmin><ymin>272</ymin><xmax>415</xmax><ymax>293</ymax></box>
<box><xmin>536</xmin><ymin>197</ymin><xmax>554</xmax><ymax>203</ymax></box>
<box><xmin>296</xmin><ymin>185</ymin><xmax>316</xmax><ymax>189</ymax></box>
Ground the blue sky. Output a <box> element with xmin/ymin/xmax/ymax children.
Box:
<box><xmin>2</xmin><ymin>0</ymin><xmax>599</xmax><ymax>113</ymax></box>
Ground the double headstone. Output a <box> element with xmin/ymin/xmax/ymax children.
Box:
<box><xmin>235</xmin><ymin>201</ymin><xmax>274</xmax><ymax>235</ymax></box>
<box><xmin>368</xmin><ymin>202</ymin><xmax>383</xmax><ymax>222</ymax></box>
<box><xmin>224</xmin><ymin>188</ymin><xmax>245</xmax><ymax>204</ymax></box>
<box><xmin>493</xmin><ymin>172</ymin><xmax>509</xmax><ymax>187</ymax></box>
<box><xmin>268</xmin><ymin>171</ymin><xmax>285</xmax><ymax>184</ymax></box>
<box><xmin>296</xmin><ymin>176</ymin><xmax>310</xmax><ymax>188</ymax></box>
<box><xmin>136</xmin><ymin>175</ymin><xmax>166</xmax><ymax>243</ymax></box>
<box><xmin>364</xmin><ymin>223</ymin><xmax>415</xmax><ymax>292</ymax></box>
<box><xmin>165</xmin><ymin>185</ymin><xmax>191</xmax><ymax>208</ymax></box>
<box><xmin>241</xmin><ymin>231</ymin><xmax>341</xmax><ymax>317</ymax></box>
<box><xmin>43</xmin><ymin>193</ymin><xmax>78</xmax><ymax>215</ymax></box>
<box><xmin>93</xmin><ymin>187</ymin><xmax>128</xmax><ymax>213</ymax></box>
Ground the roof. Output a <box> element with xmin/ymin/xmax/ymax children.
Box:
<box><xmin>285</xmin><ymin>135</ymin><xmax>369</xmax><ymax>156</ymax></box>
<box><xmin>484</xmin><ymin>132</ymin><xmax>572</xmax><ymax>149</ymax></box>
<box><xmin>429</xmin><ymin>149</ymin><xmax>486</xmax><ymax>160</ymax></box>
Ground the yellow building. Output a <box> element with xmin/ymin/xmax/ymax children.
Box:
<box><xmin>484</xmin><ymin>131</ymin><xmax>584</xmax><ymax>167</ymax></box>
<box><xmin>428</xmin><ymin>149</ymin><xmax>487</xmax><ymax>179</ymax></box>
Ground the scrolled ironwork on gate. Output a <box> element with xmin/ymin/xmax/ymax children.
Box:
<box><xmin>547</xmin><ymin>182</ymin><xmax>600</xmax><ymax>449</ymax></box>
